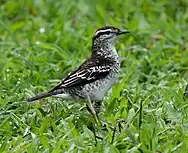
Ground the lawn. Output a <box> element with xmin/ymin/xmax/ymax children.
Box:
<box><xmin>0</xmin><ymin>0</ymin><xmax>188</xmax><ymax>152</ymax></box>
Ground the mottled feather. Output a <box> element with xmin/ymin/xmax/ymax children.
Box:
<box><xmin>50</xmin><ymin>53</ymin><xmax>114</xmax><ymax>91</ymax></box>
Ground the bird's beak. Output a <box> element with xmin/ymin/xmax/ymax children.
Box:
<box><xmin>117</xmin><ymin>29</ymin><xmax>130</xmax><ymax>35</ymax></box>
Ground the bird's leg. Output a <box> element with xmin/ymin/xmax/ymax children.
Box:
<box><xmin>86</xmin><ymin>100</ymin><xmax>102</xmax><ymax>116</ymax></box>
<box><xmin>86</xmin><ymin>99</ymin><xmax>103</xmax><ymax>142</ymax></box>
<box><xmin>86</xmin><ymin>98</ymin><xmax>103</xmax><ymax>122</ymax></box>
<box><xmin>93</xmin><ymin>101</ymin><xmax>102</xmax><ymax>115</ymax></box>
<box><xmin>86</xmin><ymin>96</ymin><xmax>99</xmax><ymax>123</ymax></box>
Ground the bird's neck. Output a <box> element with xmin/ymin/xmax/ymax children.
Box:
<box><xmin>92</xmin><ymin>39</ymin><xmax>118</xmax><ymax>57</ymax></box>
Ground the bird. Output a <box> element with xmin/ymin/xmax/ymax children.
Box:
<box><xmin>27</xmin><ymin>26</ymin><xmax>129</xmax><ymax>116</ymax></box>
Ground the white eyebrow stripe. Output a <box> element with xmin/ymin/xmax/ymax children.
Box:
<box><xmin>95</xmin><ymin>29</ymin><xmax>112</xmax><ymax>36</ymax></box>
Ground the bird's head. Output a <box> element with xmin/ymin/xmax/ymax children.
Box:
<box><xmin>92</xmin><ymin>26</ymin><xmax>129</xmax><ymax>46</ymax></box>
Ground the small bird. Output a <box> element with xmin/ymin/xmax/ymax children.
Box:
<box><xmin>27</xmin><ymin>26</ymin><xmax>129</xmax><ymax>115</ymax></box>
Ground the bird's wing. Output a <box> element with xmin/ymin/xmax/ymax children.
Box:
<box><xmin>50</xmin><ymin>55</ymin><xmax>114</xmax><ymax>91</ymax></box>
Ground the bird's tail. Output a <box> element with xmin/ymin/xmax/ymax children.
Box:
<box><xmin>27</xmin><ymin>92</ymin><xmax>53</xmax><ymax>102</ymax></box>
<box><xmin>27</xmin><ymin>89</ymin><xmax>62</xmax><ymax>102</ymax></box>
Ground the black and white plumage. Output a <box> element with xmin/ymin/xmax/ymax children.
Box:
<box><xmin>27</xmin><ymin>26</ymin><xmax>129</xmax><ymax>114</ymax></box>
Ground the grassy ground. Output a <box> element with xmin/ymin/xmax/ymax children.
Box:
<box><xmin>0</xmin><ymin>0</ymin><xmax>188</xmax><ymax>152</ymax></box>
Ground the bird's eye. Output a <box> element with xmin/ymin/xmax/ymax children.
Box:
<box><xmin>106</xmin><ymin>31</ymin><xmax>111</xmax><ymax>35</ymax></box>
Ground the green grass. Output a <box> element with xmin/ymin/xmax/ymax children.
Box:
<box><xmin>0</xmin><ymin>0</ymin><xmax>188</xmax><ymax>152</ymax></box>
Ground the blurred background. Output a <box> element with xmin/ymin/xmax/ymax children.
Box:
<box><xmin>0</xmin><ymin>0</ymin><xmax>188</xmax><ymax>152</ymax></box>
